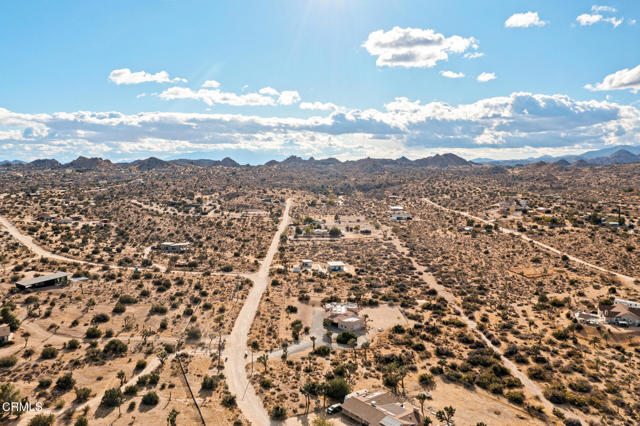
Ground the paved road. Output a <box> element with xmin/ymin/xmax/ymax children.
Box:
<box><xmin>388</xmin><ymin>233</ymin><xmax>587</xmax><ymax>422</ymax></box>
<box><xmin>422</xmin><ymin>198</ymin><xmax>637</xmax><ymax>288</ymax></box>
<box><xmin>222</xmin><ymin>198</ymin><xmax>292</xmax><ymax>426</ymax></box>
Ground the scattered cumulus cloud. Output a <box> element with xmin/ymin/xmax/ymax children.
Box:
<box><xmin>463</xmin><ymin>52</ymin><xmax>484</xmax><ymax>59</ymax></box>
<box><xmin>299</xmin><ymin>101</ymin><xmax>343</xmax><ymax>111</ymax></box>
<box><xmin>2</xmin><ymin>92</ymin><xmax>639</xmax><ymax>161</ymax></box>
<box><xmin>592</xmin><ymin>5</ymin><xmax>616</xmax><ymax>13</ymax></box>
<box><xmin>108</xmin><ymin>68</ymin><xmax>187</xmax><ymax>85</ymax></box>
<box><xmin>577</xmin><ymin>5</ymin><xmax>624</xmax><ymax>28</ymax></box>
<box><xmin>440</xmin><ymin>70</ymin><xmax>464</xmax><ymax>79</ymax></box>
<box><xmin>477</xmin><ymin>72</ymin><xmax>496</xmax><ymax>82</ymax></box>
<box><xmin>202</xmin><ymin>80</ymin><xmax>221</xmax><ymax>88</ymax></box>
<box><xmin>258</xmin><ymin>87</ymin><xmax>280</xmax><ymax>96</ymax></box>
<box><xmin>585</xmin><ymin>64</ymin><xmax>640</xmax><ymax>93</ymax></box>
<box><xmin>157</xmin><ymin>83</ymin><xmax>300</xmax><ymax>107</ymax></box>
<box><xmin>362</xmin><ymin>27</ymin><xmax>479</xmax><ymax>68</ymax></box>
<box><xmin>505</xmin><ymin>12</ymin><xmax>547</xmax><ymax>28</ymax></box>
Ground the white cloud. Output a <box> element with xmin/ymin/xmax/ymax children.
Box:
<box><xmin>592</xmin><ymin>5</ymin><xmax>616</xmax><ymax>13</ymax></box>
<box><xmin>259</xmin><ymin>87</ymin><xmax>280</xmax><ymax>96</ymax></box>
<box><xmin>299</xmin><ymin>101</ymin><xmax>342</xmax><ymax>111</ymax></box>
<box><xmin>202</xmin><ymin>80</ymin><xmax>221</xmax><ymax>88</ymax></box>
<box><xmin>108</xmin><ymin>68</ymin><xmax>187</xmax><ymax>85</ymax></box>
<box><xmin>158</xmin><ymin>87</ymin><xmax>277</xmax><ymax>106</ymax></box>
<box><xmin>158</xmin><ymin>84</ymin><xmax>301</xmax><ymax>107</ymax></box>
<box><xmin>477</xmin><ymin>72</ymin><xmax>496</xmax><ymax>82</ymax></box>
<box><xmin>464</xmin><ymin>52</ymin><xmax>484</xmax><ymax>60</ymax></box>
<box><xmin>3</xmin><ymin>92</ymin><xmax>638</xmax><ymax>162</ymax></box>
<box><xmin>585</xmin><ymin>64</ymin><xmax>640</xmax><ymax>93</ymax></box>
<box><xmin>577</xmin><ymin>12</ymin><xmax>623</xmax><ymax>27</ymax></box>
<box><xmin>362</xmin><ymin>27</ymin><xmax>478</xmax><ymax>68</ymax></box>
<box><xmin>577</xmin><ymin>13</ymin><xmax>603</xmax><ymax>26</ymax></box>
<box><xmin>505</xmin><ymin>12</ymin><xmax>547</xmax><ymax>28</ymax></box>
<box><xmin>440</xmin><ymin>70</ymin><xmax>464</xmax><ymax>79</ymax></box>
<box><xmin>277</xmin><ymin>91</ymin><xmax>301</xmax><ymax>106</ymax></box>
<box><xmin>604</xmin><ymin>16</ymin><xmax>623</xmax><ymax>27</ymax></box>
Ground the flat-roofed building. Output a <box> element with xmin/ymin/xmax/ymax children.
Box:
<box><xmin>327</xmin><ymin>261</ymin><xmax>345</xmax><ymax>272</ymax></box>
<box><xmin>16</xmin><ymin>272</ymin><xmax>71</xmax><ymax>291</ymax></box>
<box><xmin>160</xmin><ymin>242</ymin><xmax>191</xmax><ymax>252</ymax></box>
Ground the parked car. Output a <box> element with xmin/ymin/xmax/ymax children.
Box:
<box><xmin>327</xmin><ymin>403</ymin><xmax>342</xmax><ymax>415</ymax></box>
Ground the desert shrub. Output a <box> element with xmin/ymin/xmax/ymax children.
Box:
<box><xmin>41</xmin><ymin>346</ymin><xmax>58</xmax><ymax>359</ymax></box>
<box><xmin>325</xmin><ymin>378</ymin><xmax>350</xmax><ymax>400</ymax></box>
<box><xmin>270</xmin><ymin>405</ymin><xmax>287</xmax><ymax>420</ymax></box>
<box><xmin>91</xmin><ymin>313</ymin><xmax>110</xmax><ymax>324</ymax></box>
<box><xmin>336</xmin><ymin>331</ymin><xmax>356</xmax><ymax>345</ymax></box>
<box><xmin>85</xmin><ymin>327</ymin><xmax>102</xmax><ymax>339</ymax></box>
<box><xmin>101</xmin><ymin>388</ymin><xmax>123</xmax><ymax>407</ymax></box>
<box><xmin>56</xmin><ymin>373</ymin><xmax>76</xmax><ymax>390</ymax></box>
<box><xmin>103</xmin><ymin>339</ymin><xmax>127</xmax><ymax>355</ymax></box>
<box><xmin>313</xmin><ymin>346</ymin><xmax>330</xmax><ymax>356</ymax></box>
<box><xmin>0</xmin><ymin>355</ymin><xmax>17</xmax><ymax>368</ymax></box>
<box><xmin>506</xmin><ymin>390</ymin><xmax>525</xmax><ymax>404</ymax></box>
<box><xmin>141</xmin><ymin>391</ymin><xmax>159</xmax><ymax>406</ymax></box>
<box><xmin>202</xmin><ymin>375</ymin><xmax>221</xmax><ymax>390</ymax></box>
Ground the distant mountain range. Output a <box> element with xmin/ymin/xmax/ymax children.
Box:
<box><xmin>472</xmin><ymin>145</ymin><xmax>640</xmax><ymax>166</ymax></box>
<box><xmin>3</xmin><ymin>146</ymin><xmax>640</xmax><ymax>171</ymax></box>
<box><xmin>0</xmin><ymin>153</ymin><xmax>472</xmax><ymax>171</ymax></box>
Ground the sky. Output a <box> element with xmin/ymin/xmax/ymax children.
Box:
<box><xmin>1</xmin><ymin>0</ymin><xmax>640</xmax><ymax>163</ymax></box>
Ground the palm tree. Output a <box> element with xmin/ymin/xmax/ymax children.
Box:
<box><xmin>416</xmin><ymin>393</ymin><xmax>428</xmax><ymax>419</ymax></box>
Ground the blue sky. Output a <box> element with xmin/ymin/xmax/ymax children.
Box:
<box><xmin>1</xmin><ymin>0</ymin><xmax>640</xmax><ymax>163</ymax></box>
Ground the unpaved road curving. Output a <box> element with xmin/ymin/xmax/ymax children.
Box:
<box><xmin>222</xmin><ymin>198</ymin><xmax>292</xmax><ymax>426</ymax></box>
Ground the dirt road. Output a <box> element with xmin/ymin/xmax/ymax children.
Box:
<box><xmin>421</xmin><ymin>198</ymin><xmax>637</xmax><ymax>288</ymax></box>
<box><xmin>388</xmin><ymin>233</ymin><xmax>587</xmax><ymax>422</ymax></box>
<box><xmin>222</xmin><ymin>198</ymin><xmax>292</xmax><ymax>426</ymax></box>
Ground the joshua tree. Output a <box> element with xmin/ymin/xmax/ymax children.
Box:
<box><xmin>117</xmin><ymin>370</ymin><xmax>126</xmax><ymax>386</ymax></box>
<box><xmin>281</xmin><ymin>342</ymin><xmax>288</xmax><ymax>361</ymax></box>
<box><xmin>258</xmin><ymin>353</ymin><xmax>269</xmax><ymax>373</ymax></box>
<box><xmin>436</xmin><ymin>406</ymin><xmax>455</xmax><ymax>426</ymax></box>
<box><xmin>361</xmin><ymin>341</ymin><xmax>370</xmax><ymax>361</ymax></box>
<box><xmin>416</xmin><ymin>393</ymin><xmax>428</xmax><ymax>419</ymax></box>
<box><xmin>167</xmin><ymin>408</ymin><xmax>179</xmax><ymax>425</ymax></box>
<box><xmin>310</xmin><ymin>336</ymin><xmax>316</xmax><ymax>352</ymax></box>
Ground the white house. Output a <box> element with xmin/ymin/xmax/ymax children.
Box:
<box><xmin>301</xmin><ymin>259</ymin><xmax>313</xmax><ymax>270</ymax></box>
<box><xmin>390</xmin><ymin>206</ymin><xmax>404</xmax><ymax>212</ymax></box>
<box><xmin>327</xmin><ymin>261</ymin><xmax>345</xmax><ymax>272</ymax></box>
<box><xmin>160</xmin><ymin>242</ymin><xmax>191</xmax><ymax>252</ymax></box>
<box><xmin>390</xmin><ymin>214</ymin><xmax>412</xmax><ymax>222</ymax></box>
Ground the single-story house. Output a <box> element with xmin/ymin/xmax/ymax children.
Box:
<box><xmin>360</xmin><ymin>229</ymin><xmax>372</xmax><ymax>235</ymax></box>
<box><xmin>341</xmin><ymin>390</ymin><xmax>422</xmax><ymax>426</ymax></box>
<box><xmin>160</xmin><ymin>242</ymin><xmax>191</xmax><ymax>252</ymax></box>
<box><xmin>598</xmin><ymin>301</ymin><xmax>640</xmax><ymax>327</ymax></box>
<box><xmin>16</xmin><ymin>272</ymin><xmax>71</xmax><ymax>291</ymax></box>
<box><xmin>574</xmin><ymin>311</ymin><xmax>603</xmax><ymax>325</ymax></box>
<box><xmin>0</xmin><ymin>325</ymin><xmax>13</xmax><ymax>343</ymax></box>
<box><xmin>390</xmin><ymin>214</ymin><xmax>412</xmax><ymax>222</ymax></box>
<box><xmin>327</xmin><ymin>261</ymin><xmax>345</xmax><ymax>272</ymax></box>
<box><xmin>301</xmin><ymin>259</ymin><xmax>313</xmax><ymax>269</ymax></box>
<box><xmin>390</xmin><ymin>206</ymin><xmax>404</xmax><ymax>212</ymax></box>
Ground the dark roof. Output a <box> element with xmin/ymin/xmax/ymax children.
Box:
<box><xmin>16</xmin><ymin>272</ymin><xmax>71</xmax><ymax>287</ymax></box>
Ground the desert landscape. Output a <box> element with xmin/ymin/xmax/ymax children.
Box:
<box><xmin>1</xmin><ymin>156</ymin><xmax>639</xmax><ymax>426</ymax></box>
